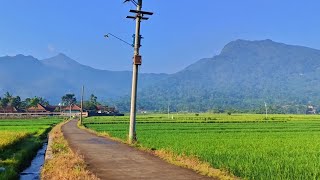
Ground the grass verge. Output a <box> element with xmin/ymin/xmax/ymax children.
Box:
<box><xmin>79</xmin><ymin>122</ymin><xmax>237</xmax><ymax>180</ymax></box>
<box><xmin>41</xmin><ymin>121</ymin><xmax>99</xmax><ymax>180</ymax></box>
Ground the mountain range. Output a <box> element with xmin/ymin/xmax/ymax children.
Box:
<box><xmin>1</xmin><ymin>39</ymin><xmax>320</xmax><ymax>112</ymax></box>
<box><xmin>0</xmin><ymin>53</ymin><xmax>167</xmax><ymax>104</ymax></box>
<box><xmin>137</xmin><ymin>39</ymin><xmax>320</xmax><ymax>112</ymax></box>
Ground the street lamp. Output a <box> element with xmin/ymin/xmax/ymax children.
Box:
<box><xmin>104</xmin><ymin>33</ymin><xmax>134</xmax><ymax>47</ymax></box>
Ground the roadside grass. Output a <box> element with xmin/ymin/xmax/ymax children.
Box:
<box><xmin>83</xmin><ymin>114</ymin><xmax>320</xmax><ymax>180</ymax></box>
<box><xmin>41</xmin><ymin>121</ymin><xmax>99</xmax><ymax>180</ymax></box>
<box><xmin>0</xmin><ymin>118</ymin><xmax>60</xmax><ymax>180</ymax></box>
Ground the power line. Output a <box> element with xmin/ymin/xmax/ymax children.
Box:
<box><xmin>80</xmin><ymin>85</ymin><xmax>84</xmax><ymax>125</ymax></box>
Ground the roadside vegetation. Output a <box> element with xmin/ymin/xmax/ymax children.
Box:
<box><xmin>0</xmin><ymin>118</ymin><xmax>60</xmax><ymax>179</ymax></box>
<box><xmin>83</xmin><ymin>114</ymin><xmax>320</xmax><ymax>179</ymax></box>
<box><xmin>41</xmin><ymin>121</ymin><xmax>99</xmax><ymax>180</ymax></box>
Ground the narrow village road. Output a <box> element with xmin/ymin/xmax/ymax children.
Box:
<box><xmin>62</xmin><ymin>120</ymin><xmax>214</xmax><ymax>180</ymax></box>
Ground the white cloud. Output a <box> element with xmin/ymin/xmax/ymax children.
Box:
<box><xmin>48</xmin><ymin>44</ymin><xmax>56</xmax><ymax>53</ymax></box>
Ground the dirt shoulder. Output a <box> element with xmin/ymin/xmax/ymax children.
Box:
<box><xmin>41</xmin><ymin>121</ymin><xmax>99</xmax><ymax>180</ymax></box>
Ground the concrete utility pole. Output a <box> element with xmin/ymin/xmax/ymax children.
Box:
<box><xmin>80</xmin><ymin>85</ymin><xmax>84</xmax><ymax>125</ymax></box>
<box><xmin>167</xmin><ymin>103</ymin><xmax>170</xmax><ymax>119</ymax></box>
<box><xmin>264</xmin><ymin>102</ymin><xmax>268</xmax><ymax>119</ymax></box>
<box><xmin>126</xmin><ymin>0</ymin><xmax>153</xmax><ymax>144</ymax></box>
<box><xmin>69</xmin><ymin>104</ymin><xmax>72</xmax><ymax>119</ymax></box>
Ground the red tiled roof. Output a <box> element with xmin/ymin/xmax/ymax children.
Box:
<box><xmin>0</xmin><ymin>106</ymin><xmax>20</xmax><ymax>113</ymax></box>
<box><xmin>27</xmin><ymin>104</ymin><xmax>48</xmax><ymax>112</ymax></box>
<box><xmin>62</xmin><ymin>104</ymin><xmax>81</xmax><ymax>111</ymax></box>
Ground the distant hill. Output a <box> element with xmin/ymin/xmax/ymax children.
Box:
<box><xmin>0</xmin><ymin>53</ymin><xmax>168</xmax><ymax>104</ymax></box>
<box><xmin>135</xmin><ymin>39</ymin><xmax>320</xmax><ymax>113</ymax></box>
<box><xmin>2</xmin><ymin>39</ymin><xmax>320</xmax><ymax>113</ymax></box>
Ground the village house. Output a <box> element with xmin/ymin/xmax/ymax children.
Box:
<box><xmin>27</xmin><ymin>104</ymin><xmax>52</xmax><ymax>113</ymax></box>
<box><xmin>0</xmin><ymin>102</ymin><xmax>119</xmax><ymax>117</ymax></box>
<box><xmin>0</xmin><ymin>106</ymin><xmax>22</xmax><ymax>113</ymax></box>
<box><xmin>306</xmin><ymin>105</ymin><xmax>316</xmax><ymax>114</ymax></box>
<box><xmin>95</xmin><ymin>105</ymin><xmax>118</xmax><ymax>114</ymax></box>
<box><xmin>61</xmin><ymin>104</ymin><xmax>82</xmax><ymax>113</ymax></box>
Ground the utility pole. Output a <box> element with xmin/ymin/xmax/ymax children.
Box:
<box><xmin>80</xmin><ymin>85</ymin><xmax>84</xmax><ymax>125</ymax></box>
<box><xmin>167</xmin><ymin>103</ymin><xmax>170</xmax><ymax>119</ymax></box>
<box><xmin>69</xmin><ymin>104</ymin><xmax>72</xmax><ymax>119</ymax></box>
<box><xmin>126</xmin><ymin>0</ymin><xmax>153</xmax><ymax>144</ymax></box>
<box><xmin>264</xmin><ymin>102</ymin><xmax>268</xmax><ymax>119</ymax></box>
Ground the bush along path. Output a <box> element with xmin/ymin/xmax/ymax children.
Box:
<box><xmin>62</xmin><ymin>119</ymin><xmax>214</xmax><ymax>180</ymax></box>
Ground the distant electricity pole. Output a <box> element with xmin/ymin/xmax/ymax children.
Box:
<box><xmin>124</xmin><ymin>0</ymin><xmax>153</xmax><ymax>144</ymax></box>
<box><xmin>167</xmin><ymin>103</ymin><xmax>170</xmax><ymax>119</ymax></box>
<box><xmin>80</xmin><ymin>85</ymin><xmax>84</xmax><ymax>125</ymax></box>
<box><xmin>264</xmin><ymin>102</ymin><xmax>268</xmax><ymax>119</ymax></box>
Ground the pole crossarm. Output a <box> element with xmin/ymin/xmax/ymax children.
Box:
<box><xmin>129</xmin><ymin>9</ymin><xmax>154</xmax><ymax>15</ymax></box>
<box><xmin>127</xmin><ymin>15</ymin><xmax>149</xmax><ymax>20</ymax></box>
<box><xmin>127</xmin><ymin>9</ymin><xmax>153</xmax><ymax>21</ymax></box>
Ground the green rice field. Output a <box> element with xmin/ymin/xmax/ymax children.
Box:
<box><xmin>0</xmin><ymin>118</ymin><xmax>61</xmax><ymax>179</ymax></box>
<box><xmin>84</xmin><ymin>114</ymin><xmax>320</xmax><ymax>180</ymax></box>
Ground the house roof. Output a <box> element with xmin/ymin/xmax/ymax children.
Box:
<box><xmin>45</xmin><ymin>105</ymin><xmax>58</xmax><ymax>112</ymax></box>
<box><xmin>0</xmin><ymin>106</ymin><xmax>20</xmax><ymax>113</ymax></box>
<box><xmin>95</xmin><ymin>105</ymin><xmax>117</xmax><ymax>112</ymax></box>
<box><xmin>27</xmin><ymin>104</ymin><xmax>48</xmax><ymax>112</ymax></box>
<box><xmin>62</xmin><ymin>104</ymin><xmax>82</xmax><ymax>111</ymax></box>
<box><xmin>96</xmin><ymin>105</ymin><xmax>109</xmax><ymax>111</ymax></box>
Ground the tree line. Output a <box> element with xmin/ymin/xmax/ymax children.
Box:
<box><xmin>0</xmin><ymin>92</ymin><xmax>49</xmax><ymax>110</ymax></box>
<box><xmin>0</xmin><ymin>92</ymin><xmax>105</xmax><ymax>111</ymax></box>
<box><xmin>61</xmin><ymin>93</ymin><xmax>102</xmax><ymax>111</ymax></box>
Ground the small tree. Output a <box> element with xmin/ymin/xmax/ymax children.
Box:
<box><xmin>90</xmin><ymin>94</ymin><xmax>98</xmax><ymax>105</ymax></box>
<box><xmin>62</xmin><ymin>94</ymin><xmax>77</xmax><ymax>118</ymax></box>
<box><xmin>0</xmin><ymin>92</ymin><xmax>22</xmax><ymax>111</ymax></box>
<box><xmin>29</xmin><ymin>97</ymin><xmax>40</xmax><ymax>108</ymax></box>
<box><xmin>11</xmin><ymin>96</ymin><xmax>21</xmax><ymax>108</ymax></box>
<box><xmin>4</xmin><ymin>92</ymin><xmax>12</xmax><ymax>99</ymax></box>
<box><xmin>0</xmin><ymin>97</ymin><xmax>9</xmax><ymax>113</ymax></box>
<box><xmin>38</xmin><ymin>97</ymin><xmax>49</xmax><ymax>106</ymax></box>
<box><xmin>62</xmin><ymin>94</ymin><xmax>77</xmax><ymax>106</ymax></box>
<box><xmin>83</xmin><ymin>101</ymin><xmax>97</xmax><ymax>111</ymax></box>
<box><xmin>82</xmin><ymin>94</ymin><xmax>101</xmax><ymax>112</ymax></box>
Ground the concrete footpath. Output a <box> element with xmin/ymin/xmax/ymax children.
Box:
<box><xmin>62</xmin><ymin>120</ymin><xmax>214</xmax><ymax>180</ymax></box>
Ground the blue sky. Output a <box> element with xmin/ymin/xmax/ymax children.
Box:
<box><xmin>0</xmin><ymin>0</ymin><xmax>319</xmax><ymax>73</ymax></box>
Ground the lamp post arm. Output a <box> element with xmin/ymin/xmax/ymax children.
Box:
<box><xmin>105</xmin><ymin>33</ymin><xmax>134</xmax><ymax>47</ymax></box>
<box><xmin>123</xmin><ymin>0</ymin><xmax>138</xmax><ymax>6</ymax></box>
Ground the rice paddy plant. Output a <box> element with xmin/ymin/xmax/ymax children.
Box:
<box><xmin>0</xmin><ymin>118</ymin><xmax>61</xmax><ymax>179</ymax></box>
<box><xmin>0</xmin><ymin>132</ymin><xmax>29</xmax><ymax>149</ymax></box>
<box><xmin>84</xmin><ymin>114</ymin><xmax>320</xmax><ymax>179</ymax></box>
